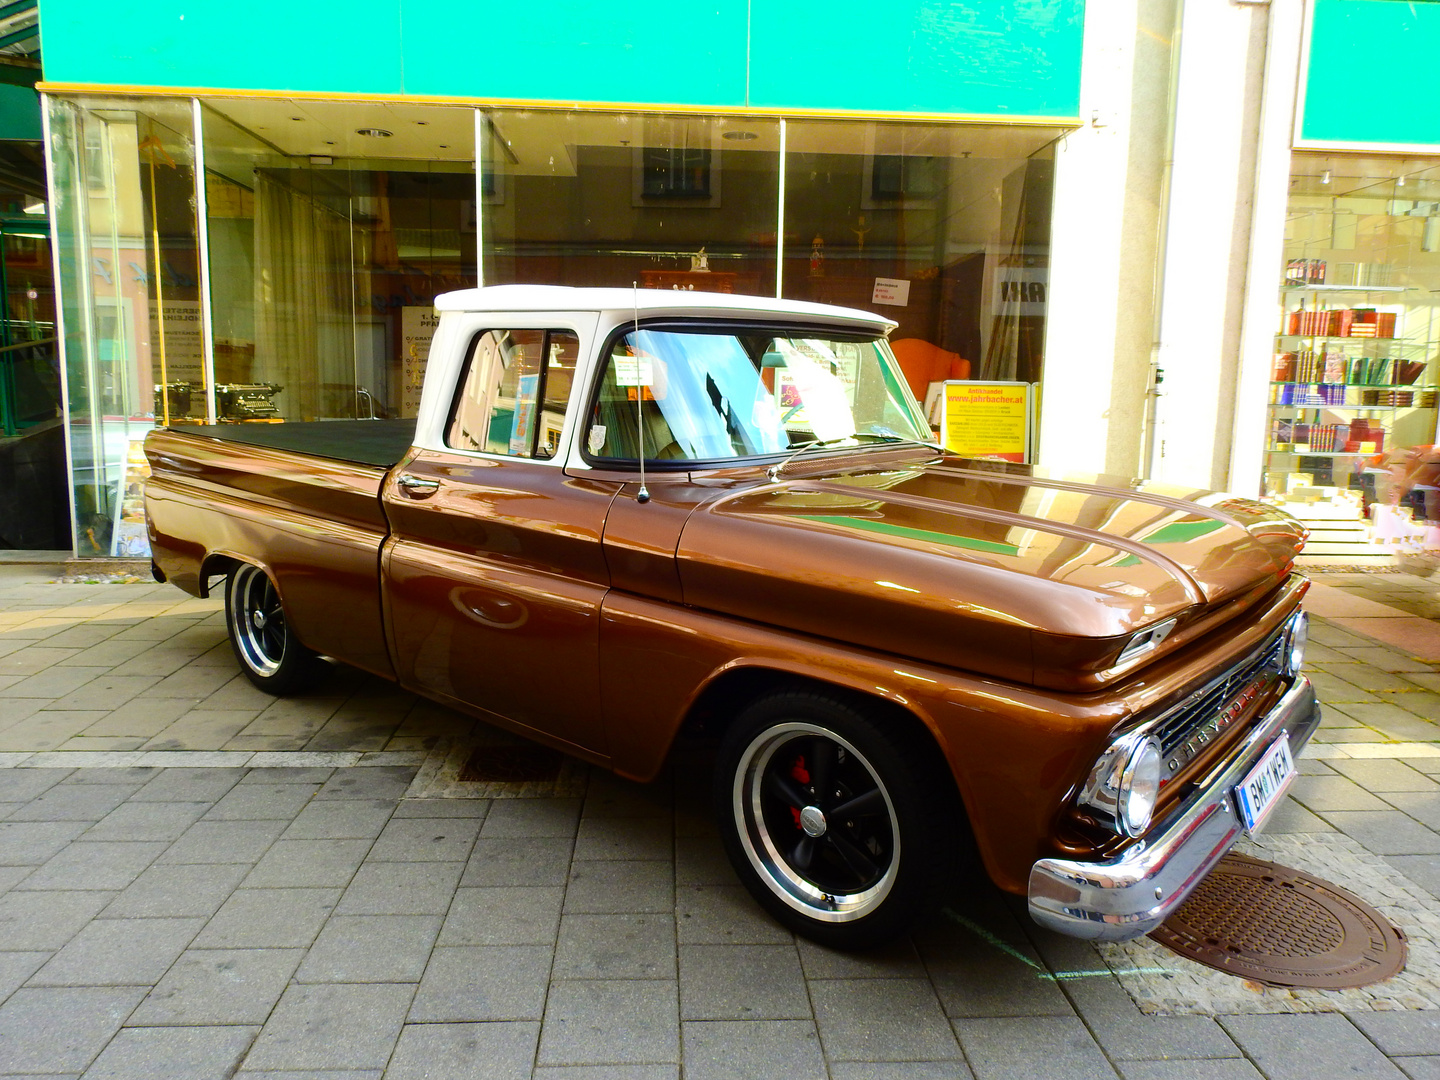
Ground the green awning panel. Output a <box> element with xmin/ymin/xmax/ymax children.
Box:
<box><xmin>1302</xmin><ymin>0</ymin><xmax>1440</xmax><ymax>149</ymax></box>
<box><xmin>38</xmin><ymin>0</ymin><xmax>1084</xmax><ymax>120</ymax></box>
<box><xmin>0</xmin><ymin>82</ymin><xmax>39</xmax><ymax>140</ymax></box>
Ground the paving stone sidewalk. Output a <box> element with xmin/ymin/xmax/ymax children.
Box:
<box><xmin>1</xmin><ymin>564</ymin><xmax>1440</xmax><ymax>1078</ymax></box>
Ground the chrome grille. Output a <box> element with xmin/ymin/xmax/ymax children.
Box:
<box><xmin>1152</xmin><ymin>634</ymin><xmax>1286</xmax><ymax>780</ymax></box>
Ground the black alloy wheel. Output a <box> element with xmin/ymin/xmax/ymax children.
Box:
<box><xmin>715</xmin><ymin>690</ymin><xmax>958</xmax><ymax>948</ymax></box>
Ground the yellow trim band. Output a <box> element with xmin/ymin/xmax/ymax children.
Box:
<box><xmin>37</xmin><ymin>82</ymin><xmax>1081</xmax><ymax>128</ymax></box>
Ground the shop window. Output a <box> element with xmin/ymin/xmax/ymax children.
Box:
<box><xmin>1267</xmin><ymin>154</ymin><xmax>1440</xmax><ymax>560</ymax></box>
<box><xmin>482</xmin><ymin>108</ymin><xmax>763</xmax><ymax>292</ymax></box>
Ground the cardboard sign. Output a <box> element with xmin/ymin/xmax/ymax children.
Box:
<box><xmin>401</xmin><ymin>307</ymin><xmax>439</xmax><ymax>418</ymax></box>
<box><xmin>940</xmin><ymin>381</ymin><xmax>1031</xmax><ymax>463</ymax></box>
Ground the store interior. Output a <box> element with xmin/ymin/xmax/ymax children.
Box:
<box><xmin>1272</xmin><ymin>152</ymin><xmax>1440</xmax><ymax>563</ymax></box>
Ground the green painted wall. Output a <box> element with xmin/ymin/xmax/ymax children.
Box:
<box><xmin>1302</xmin><ymin>0</ymin><xmax>1440</xmax><ymax>148</ymax></box>
<box><xmin>38</xmin><ymin>0</ymin><xmax>1083</xmax><ymax>119</ymax></box>
<box><xmin>0</xmin><ymin>84</ymin><xmax>41</xmax><ymax>141</ymax></box>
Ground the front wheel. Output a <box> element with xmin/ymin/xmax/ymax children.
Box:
<box><xmin>714</xmin><ymin>690</ymin><xmax>958</xmax><ymax>948</ymax></box>
<box><xmin>225</xmin><ymin>564</ymin><xmax>321</xmax><ymax>694</ymax></box>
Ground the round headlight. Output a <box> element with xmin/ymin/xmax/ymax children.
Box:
<box><xmin>1119</xmin><ymin>737</ymin><xmax>1163</xmax><ymax>835</ymax></box>
<box><xmin>1285</xmin><ymin>610</ymin><xmax>1309</xmax><ymax>676</ymax></box>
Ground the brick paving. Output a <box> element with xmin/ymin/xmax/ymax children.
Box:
<box><xmin>0</xmin><ymin>564</ymin><xmax>1439</xmax><ymax>1077</ymax></box>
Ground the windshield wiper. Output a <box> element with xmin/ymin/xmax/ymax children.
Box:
<box><xmin>765</xmin><ymin>432</ymin><xmax>939</xmax><ymax>483</ymax></box>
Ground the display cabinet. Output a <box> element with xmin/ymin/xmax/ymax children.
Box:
<box><xmin>1266</xmin><ymin>283</ymin><xmax>1439</xmax><ymax>515</ymax></box>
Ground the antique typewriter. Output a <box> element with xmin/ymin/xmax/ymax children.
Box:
<box><xmin>216</xmin><ymin>383</ymin><xmax>284</xmax><ymax>421</ymax></box>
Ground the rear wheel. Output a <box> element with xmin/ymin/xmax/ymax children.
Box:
<box><xmin>225</xmin><ymin>564</ymin><xmax>321</xmax><ymax>694</ymax></box>
<box><xmin>715</xmin><ymin>690</ymin><xmax>957</xmax><ymax>948</ymax></box>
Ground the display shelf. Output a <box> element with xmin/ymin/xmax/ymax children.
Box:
<box><xmin>1264</xmin><ymin>449</ymin><xmax>1376</xmax><ymax>456</ymax></box>
<box><xmin>1268</xmin><ymin>381</ymin><xmax>1430</xmax><ymax>388</ymax></box>
<box><xmin>1266</xmin><ymin>403</ymin><xmax>1427</xmax><ymax>411</ymax></box>
<box><xmin>1274</xmin><ymin>334</ymin><xmax>1428</xmax><ymax>345</ymax></box>
<box><xmin>1281</xmin><ymin>285</ymin><xmax>1411</xmax><ymax>293</ymax></box>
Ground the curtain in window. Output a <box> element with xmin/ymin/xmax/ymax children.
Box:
<box><xmin>252</xmin><ymin>171</ymin><xmax>354</xmax><ymax>419</ymax></box>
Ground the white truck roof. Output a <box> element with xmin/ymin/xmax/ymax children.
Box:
<box><xmin>433</xmin><ymin>285</ymin><xmax>898</xmax><ymax>334</ymax></box>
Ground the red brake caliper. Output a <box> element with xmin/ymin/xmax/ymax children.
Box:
<box><xmin>789</xmin><ymin>755</ymin><xmax>810</xmax><ymax>828</ymax></box>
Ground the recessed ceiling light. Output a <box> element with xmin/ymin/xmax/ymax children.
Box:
<box><xmin>722</xmin><ymin>130</ymin><xmax>758</xmax><ymax>142</ymax></box>
<box><xmin>356</xmin><ymin>128</ymin><xmax>393</xmax><ymax>138</ymax></box>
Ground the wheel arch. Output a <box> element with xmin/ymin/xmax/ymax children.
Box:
<box><xmin>681</xmin><ymin>664</ymin><xmax>968</xmax><ymax>817</ymax></box>
<box><xmin>198</xmin><ymin>551</ymin><xmax>269</xmax><ymax>599</ymax></box>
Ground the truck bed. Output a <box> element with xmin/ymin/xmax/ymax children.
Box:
<box><xmin>146</xmin><ymin>420</ymin><xmax>415</xmax><ymax>679</ymax></box>
<box><xmin>168</xmin><ymin>418</ymin><xmax>417</xmax><ymax>469</ymax></box>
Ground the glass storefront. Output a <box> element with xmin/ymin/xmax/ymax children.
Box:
<box><xmin>1268</xmin><ymin>153</ymin><xmax>1440</xmax><ymax>558</ymax></box>
<box><xmin>48</xmin><ymin>97</ymin><xmax>204</xmax><ymax>557</ymax></box>
<box><xmin>46</xmin><ymin>92</ymin><xmax>1061</xmax><ymax>558</ymax></box>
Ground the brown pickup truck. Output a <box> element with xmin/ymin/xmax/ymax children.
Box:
<box><xmin>145</xmin><ymin>285</ymin><xmax>1320</xmax><ymax>948</ymax></box>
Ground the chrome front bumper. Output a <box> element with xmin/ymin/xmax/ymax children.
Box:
<box><xmin>1027</xmin><ymin>675</ymin><xmax>1322</xmax><ymax>941</ymax></box>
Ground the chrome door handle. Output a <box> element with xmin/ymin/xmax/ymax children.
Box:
<box><xmin>396</xmin><ymin>473</ymin><xmax>440</xmax><ymax>496</ymax></box>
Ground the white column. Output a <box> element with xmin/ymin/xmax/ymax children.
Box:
<box><xmin>1040</xmin><ymin>0</ymin><xmax>1177</xmax><ymax>478</ymax></box>
<box><xmin>1149</xmin><ymin>0</ymin><xmax>1282</xmax><ymax>490</ymax></box>
<box><xmin>1230</xmin><ymin>0</ymin><xmax>1306</xmax><ymax>496</ymax></box>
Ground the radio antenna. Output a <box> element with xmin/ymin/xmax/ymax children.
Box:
<box><xmin>632</xmin><ymin>282</ymin><xmax>650</xmax><ymax>504</ymax></box>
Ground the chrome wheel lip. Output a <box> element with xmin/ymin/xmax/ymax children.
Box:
<box><xmin>732</xmin><ymin>721</ymin><xmax>900</xmax><ymax>924</ymax></box>
<box><xmin>230</xmin><ymin>565</ymin><xmax>284</xmax><ymax>678</ymax></box>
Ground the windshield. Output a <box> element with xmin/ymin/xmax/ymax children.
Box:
<box><xmin>585</xmin><ymin>327</ymin><xmax>931</xmax><ymax>463</ymax></box>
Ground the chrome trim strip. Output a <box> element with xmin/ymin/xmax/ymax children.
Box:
<box><xmin>1027</xmin><ymin>675</ymin><xmax>1321</xmax><ymax>941</ymax></box>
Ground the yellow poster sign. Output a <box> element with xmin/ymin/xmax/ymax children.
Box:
<box><xmin>940</xmin><ymin>381</ymin><xmax>1031</xmax><ymax>462</ymax></box>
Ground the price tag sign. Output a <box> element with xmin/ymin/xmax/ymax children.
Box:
<box><xmin>613</xmin><ymin>355</ymin><xmax>654</xmax><ymax>387</ymax></box>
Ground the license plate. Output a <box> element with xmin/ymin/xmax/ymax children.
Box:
<box><xmin>1233</xmin><ymin>734</ymin><xmax>1296</xmax><ymax>834</ymax></box>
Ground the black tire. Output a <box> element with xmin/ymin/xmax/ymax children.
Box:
<box><xmin>224</xmin><ymin>563</ymin><xmax>322</xmax><ymax>695</ymax></box>
<box><xmin>714</xmin><ymin>689</ymin><xmax>959</xmax><ymax>948</ymax></box>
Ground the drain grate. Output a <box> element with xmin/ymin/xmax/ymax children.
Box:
<box><xmin>457</xmin><ymin>744</ymin><xmax>565</xmax><ymax>783</ymax></box>
<box><xmin>1151</xmin><ymin>853</ymin><xmax>1407</xmax><ymax>989</ymax></box>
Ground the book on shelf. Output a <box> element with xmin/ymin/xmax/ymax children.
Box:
<box><xmin>1272</xmin><ymin>355</ymin><xmax>1426</xmax><ymax>390</ymax></box>
<box><xmin>1285</xmin><ymin>259</ymin><xmax>1327</xmax><ymax>286</ymax></box>
<box><xmin>1268</xmin><ymin>419</ymin><xmax>1386</xmax><ymax>454</ymax></box>
<box><xmin>1282</xmin><ymin>307</ymin><xmax>1397</xmax><ymax>338</ymax></box>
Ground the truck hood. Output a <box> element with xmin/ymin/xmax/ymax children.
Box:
<box><xmin>675</xmin><ymin>455</ymin><xmax>1306</xmax><ymax>690</ymax></box>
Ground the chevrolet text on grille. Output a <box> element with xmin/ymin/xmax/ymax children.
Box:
<box><xmin>1166</xmin><ymin>678</ymin><xmax>1266</xmax><ymax>778</ymax></box>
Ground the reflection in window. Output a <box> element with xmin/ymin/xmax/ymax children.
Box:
<box><xmin>447</xmin><ymin>329</ymin><xmax>578</xmax><ymax>458</ymax></box>
<box><xmin>586</xmin><ymin>328</ymin><xmax>926</xmax><ymax>463</ymax></box>
<box><xmin>641</xmin><ymin>147</ymin><xmax>712</xmax><ymax>199</ymax></box>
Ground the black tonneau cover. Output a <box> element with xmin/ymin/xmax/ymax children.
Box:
<box><xmin>169</xmin><ymin>419</ymin><xmax>417</xmax><ymax>470</ymax></box>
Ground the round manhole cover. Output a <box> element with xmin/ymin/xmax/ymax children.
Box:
<box><xmin>1150</xmin><ymin>852</ymin><xmax>1406</xmax><ymax>989</ymax></box>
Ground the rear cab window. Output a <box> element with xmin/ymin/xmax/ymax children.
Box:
<box><xmin>446</xmin><ymin>329</ymin><xmax>579</xmax><ymax>459</ymax></box>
